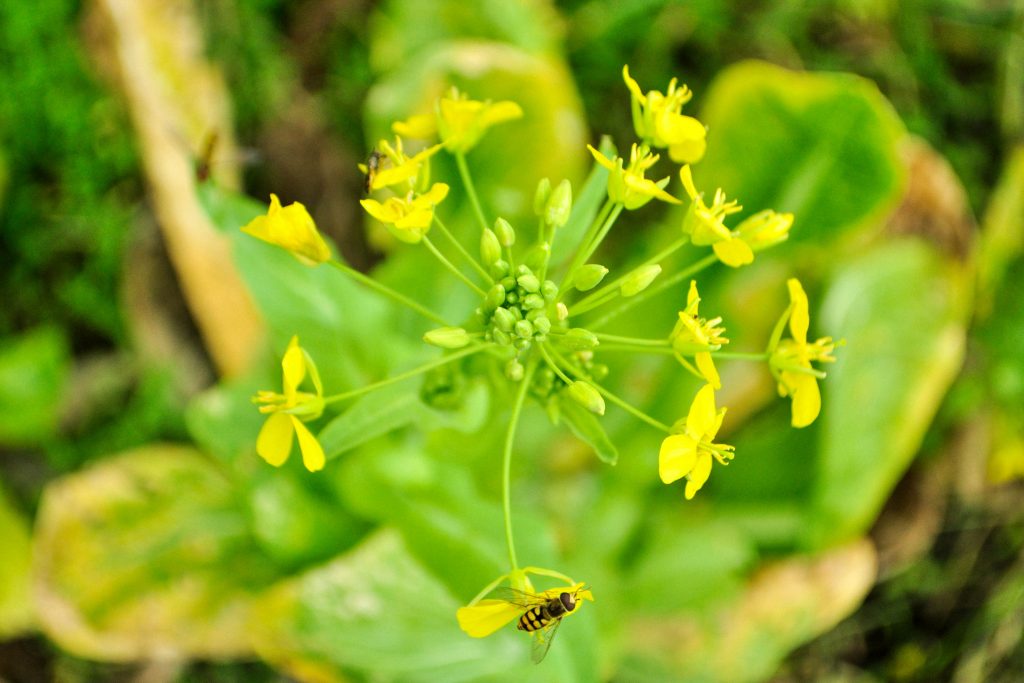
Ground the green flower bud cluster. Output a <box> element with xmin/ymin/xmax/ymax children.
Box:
<box><xmin>481</xmin><ymin>261</ymin><xmax>559</xmax><ymax>379</ymax></box>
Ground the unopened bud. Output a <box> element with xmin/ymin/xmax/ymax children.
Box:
<box><xmin>492</xmin><ymin>307</ymin><xmax>516</xmax><ymax>332</ymax></box>
<box><xmin>620</xmin><ymin>264</ymin><xmax>662</xmax><ymax>297</ymax></box>
<box><xmin>533</xmin><ymin>315</ymin><xmax>551</xmax><ymax>335</ymax></box>
<box><xmin>533</xmin><ymin>177</ymin><xmax>552</xmax><ymax>216</ymax></box>
<box><xmin>490</xmin><ymin>259</ymin><xmax>510</xmax><ymax>278</ymax></box>
<box><xmin>544</xmin><ymin>179</ymin><xmax>572</xmax><ymax>228</ymax></box>
<box><xmin>517</xmin><ymin>273</ymin><xmax>540</xmax><ymax>293</ymax></box>
<box><xmin>560</xmin><ymin>328</ymin><xmax>599</xmax><ymax>351</ymax></box>
<box><xmin>541</xmin><ymin>280</ymin><xmax>558</xmax><ymax>300</ymax></box>
<box><xmin>494</xmin><ymin>217</ymin><xmax>516</xmax><ymax>247</ymax></box>
<box><xmin>481</xmin><ymin>228</ymin><xmax>502</xmax><ymax>266</ymax></box>
<box><xmin>736</xmin><ymin>210</ymin><xmax>793</xmax><ymax>251</ymax></box>
<box><xmin>485</xmin><ymin>284</ymin><xmax>506</xmax><ymax>310</ymax></box>
<box><xmin>523</xmin><ymin>293</ymin><xmax>545</xmax><ymax>310</ymax></box>
<box><xmin>505</xmin><ymin>358</ymin><xmax>525</xmax><ymax>381</ymax></box>
<box><xmin>423</xmin><ymin>327</ymin><xmax>471</xmax><ymax>349</ymax></box>
<box><xmin>514</xmin><ymin>319</ymin><xmax>534</xmax><ymax>339</ymax></box>
<box><xmin>492</xmin><ymin>329</ymin><xmax>512</xmax><ymax>346</ymax></box>
<box><xmin>573</xmin><ymin>264</ymin><xmax>608</xmax><ymax>292</ymax></box>
<box><xmin>568</xmin><ymin>380</ymin><xmax>605</xmax><ymax>415</ymax></box>
<box><xmin>556</xmin><ymin>302</ymin><xmax>569</xmax><ymax>321</ymax></box>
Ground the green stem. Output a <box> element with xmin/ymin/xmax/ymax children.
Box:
<box><xmin>422</xmin><ymin>236</ymin><xmax>488</xmax><ymax>297</ymax></box>
<box><xmin>573</xmin><ymin>236</ymin><xmax>689</xmax><ymax>312</ymax></box>
<box><xmin>715</xmin><ymin>351</ymin><xmax>770</xmax><ymax>361</ymax></box>
<box><xmin>568</xmin><ymin>287</ymin><xmax>620</xmax><ymax>316</ymax></box>
<box><xmin>561</xmin><ymin>199</ymin><xmax>614</xmax><ymax>291</ymax></box>
<box><xmin>766</xmin><ymin>302</ymin><xmax>794</xmax><ymax>354</ymax></box>
<box><xmin>594</xmin><ymin>333</ymin><xmax>668</xmax><ymax>347</ymax></box>
<box><xmin>328</xmin><ymin>260</ymin><xmax>447</xmax><ymax>326</ymax></box>
<box><xmin>455</xmin><ymin>152</ymin><xmax>489</xmax><ymax>233</ymax></box>
<box><xmin>587</xmin><ymin>254</ymin><xmax>718</xmax><ymax>330</ymax></box>
<box><xmin>537</xmin><ymin>342</ymin><xmax>574</xmax><ymax>385</ymax></box>
<box><xmin>594</xmin><ymin>343</ymin><xmax>676</xmax><ymax>355</ymax></box>
<box><xmin>433</xmin><ymin>216</ymin><xmax>491</xmax><ymax>283</ymax></box>
<box><xmin>322</xmin><ymin>345</ymin><xmax>484</xmax><ymax>405</ymax></box>
<box><xmin>577</xmin><ymin>203</ymin><xmax>624</xmax><ymax>269</ymax></box>
<box><xmin>502</xmin><ymin>360</ymin><xmax>536</xmax><ymax>571</ymax></box>
<box><xmin>546</xmin><ymin>344</ymin><xmax>671</xmax><ymax>434</ymax></box>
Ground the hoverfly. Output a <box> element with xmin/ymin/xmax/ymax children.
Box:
<box><xmin>363</xmin><ymin>148</ymin><xmax>385</xmax><ymax>195</ymax></box>
<box><xmin>495</xmin><ymin>585</ymin><xmax>589</xmax><ymax>663</ymax></box>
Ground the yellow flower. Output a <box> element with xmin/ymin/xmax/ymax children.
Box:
<box><xmin>362</xmin><ymin>137</ymin><xmax>444</xmax><ymax>192</ymax></box>
<box><xmin>736</xmin><ymin>209</ymin><xmax>794</xmax><ymax>252</ymax></box>
<box><xmin>659</xmin><ymin>384</ymin><xmax>734</xmax><ymax>499</ymax></box>
<box><xmin>392</xmin><ymin>113</ymin><xmax>437</xmax><ymax>140</ymax></box>
<box><xmin>679</xmin><ymin>166</ymin><xmax>753</xmax><ymax>267</ymax></box>
<box><xmin>252</xmin><ymin>336</ymin><xmax>326</xmax><ymax>472</ymax></box>
<box><xmin>770</xmin><ymin>279</ymin><xmax>836</xmax><ymax>428</ymax></box>
<box><xmin>588</xmin><ymin>143</ymin><xmax>681</xmax><ymax>210</ymax></box>
<box><xmin>360</xmin><ymin>183</ymin><xmax>450</xmax><ymax>243</ymax></box>
<box><xmin>437</xmin><ymin>88</ymin><xmax>523</xmax><ymax>154</ymax></box>
<box><xmin>241</xmin><ymin>194</ymin><xmax>331</xmax><ymax>266</ymax></box>
<box><xmin>622</xmin><ymin>65</ymin><xmax>707</xmax><ymax>164</ymax></box>
<box><xmin>456</xmin><ymin>567</ymin><xmax>593</xmax><ymax>639</ymax></box>
<box><xmin>670</xmin><ymin>280</ymin><xmax>728</xmax><ymax>389</ymax></box>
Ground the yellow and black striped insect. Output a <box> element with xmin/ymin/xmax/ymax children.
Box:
<box><xmin>499</xmin><ymin>586</ymin><xmax>588</xmax><ymax>663</ymax></box>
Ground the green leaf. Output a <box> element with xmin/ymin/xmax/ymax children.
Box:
<box><xmin>697</xmin><ymin>60</ymin><xmax>906</xmax><ymax>244</ymax></box>
<box><xmin>0</xmin><ymin>481</ymin><xmax>33</xmax><ymax>637</ymax></box>
<box><xmin>34</xmin><ymin>444</ymin><xmax>285</xmax><ymax>660</ymax></box>
<box><xmin>251</xmin><ymin>529</ymin><xmax>540</xmax><ymax>682</ymax></box>
<box><xmin>977</xmin><ymin>144</ymin><xmax>1024</xmax><ymax>316</ymax></box>
<box><xmin>0</xmin><ymin>326</ymin><xmax>69</xmax><ymax>446</ymax></box>
<box><xmin>558</xmin><ymin>394</ymin><xmax>619</xmax><ymax>465</ymax></box>
<box><xmin>808</xmin><ymin>239</ymin><xmax>969</xmax><ymax>547</ymax></box>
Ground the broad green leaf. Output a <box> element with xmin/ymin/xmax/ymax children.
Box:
<box><xmin>185</xmin><ymin>374</ymin><xmax>269</xmax><ymax>465</ymax></box>
<box><xmin>251</xmin><ymin>529</ymin><xmax>548</xmax><ymax>682</ymax></box>
<box><xmin>558</xmin><ymin>394</ymin><xmax>619</xmax><ymax>464</ymax></box>
<box><xmin>0</xmin><ymin>326</ymin><xmax>69</xmax><ymax>446</ymax></box>
<box><xmin>697</xmin><ymin>60</ymin><xmax>906</xmax><ymax>244</ymax></box>
<box><xmin>621</xmin><ymin>539</ymin><xmax>876</xmax><ymax>683</ymax></box>
<box><xmin>34</xmin><ymin>444</ymin><xmax>285</xmax><ymax>660</ymax></box>
<box><xmin>370</xmin><ymin>0</ymin><xmax>564</xmax><ymax>72</ymax></box>
<box><xmin>0</xmin><ymin>481</ymin><xmax>32</xmax><ymax>637</ymax></box>
<box><xmin>977</xmin><ymin>145</ymin><xmax>1024</xmax><ymax>317</ymax></box>
<box><xmin>808</xmin><ymin>239</ymin><xmax>969</xmax><ymax>547</ymax></box>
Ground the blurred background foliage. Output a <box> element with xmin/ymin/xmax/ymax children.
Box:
<box><xmin>1</xmin><ymin>0</ymin><xmax>1023</xmax><ymax>681</ymax></box>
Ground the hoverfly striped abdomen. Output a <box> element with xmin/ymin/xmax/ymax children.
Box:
<box><xmin>516</xmin><ymin>591</ymin><xmax>577</xmax><ymax>632</ymax></box>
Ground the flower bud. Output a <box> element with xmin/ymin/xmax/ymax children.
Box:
<box><xmin>573</xmin><ymin>264</ymin><xmax>609</xmax><ymax>292</ymax></box>
<box><xmin>505</xmin><ymin>358</ymin><xmax>525</xmax><ymax>381</ymax></box>
<box><xmin>556</xmin><ymin>302</ymin><xmax>569</xmax><ymax>321</ymax></box>
<box><xmin>533</xmin><ymin>177</ymin><xmax>552</xmax><ymax>216</ymax></box>
<box><xmin>484</xmin><ymin>284</ymin><xmax>506</xmax><ymax>310</ymax></box>
<box><xmin>533</xmin><ymin>315</ymin><xmax>551</xmax><ymax>335</ymax></box>
<box><xmin>523</xmin><ymin>293</ymin><xmax>545</xmax><ymax>310</ymax></box>
<box><xmin>524</xmin><ymin>244</ymin><xmax>550</xmax><ymax>272</ymax></box>
<box><xmin>492</xmin><ymin>307</ymin><xmax>516</xmax><ymax>332</ymax></box>
<box><xmin>544</xmin><ymin>179</ymin><xmax>572</xmax><ymax>228</ymax></box>
<box><xmin>481</xmin><ymin>228</ymin><xmax>502</xmax><ymax>266</ymax></box>
<box><xmin>517</xmin><ymin>273</ymin><xmax>540</xmax><ymax>293</ymax></box>
<box><xmin>568</xmin><ymin>381</ymin><xmax>605</xmax><ymax>415</ymax></box>
<box><xmin>541</xmin><ymin>280</ymin><xmax>558</xmax><ymax>300</ymax></box>
<box><xmin>494</xmin><ymin>217</ymin><xmax>516</xmax><ymax>247</ymax></box>
<box><xmin>513</xmin><ymin>338</ymin><xmax>532</xmax><ymax>351</ymax></box>
<box><xmin>492</xmin><ymin>329</ymin><xmax>512</xmax><ymax>346</ymax></box>
<box><xmin>423</xmin><ymin>326</ymin><xmax>471</xmax><ymax>349</ymax></box>
<box><xmin>560</xmin><ymin>328</ymin><xmax>599</xmax><ymax>351</ymax></box>
<box><xmin>489</xmin><ymin>259</ymin><xmax>510</xmax><ymax>278</ymax></box>
<box><xmin>514</xmin><ymin>319</ymin><xmax>534</xmax><ymax>339</ymax></box>
<box><xmin>620</xmin><ymin>264</ymin><xmax>662</xmax><ymax>297</ymax></box>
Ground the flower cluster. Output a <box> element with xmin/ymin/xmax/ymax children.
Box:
<box><xmin>237</xmin><ymin>65</ymin><xmax>838</xmax><ymax>660</ymax></box>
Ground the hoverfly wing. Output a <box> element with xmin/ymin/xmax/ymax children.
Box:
<box><xmin>486</xmin><ymin>587</ymin><xmax>549</xmax><ymax>609</ymax></box>
<box><xmin>530</xmin><ymin>615</ymin><xmax>562</xmax><ymax>664</ymax></box>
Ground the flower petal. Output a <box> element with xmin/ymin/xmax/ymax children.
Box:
<box><xmin>292</xmin><ymin>417</ymin><xmax>325</xmax><ymax>472</ymax></box>
<box><xmin>695</xmin><ymin>352</ymin><xmax>721</xmax><ymax>390</ymax></box>
<box><xmin>789</xmin><ymin>372</ymin><xmax>821</xmax><ymax>428</ymax></box>
<box><xmin>659</xmin><ymin>434</ymin><xmax>698</xmax><ymax>484</ymax></box>
<box><xmin>587</xmin><ymin>144</ymin><xmax>616</xmax><ymax>171</ymax></box>
<box><xmin>669</xmin><ymin>136</ymin><xmax>707</xmax><ymax>165</ymax></box>
<box><xmin>281</xmin><ymin>336</ymin><xmax>306</xmax><ymax>398</ymax></box>
<box><xmin>456</xmin><ymin>599</ymin><xmax>523</xmax><ymax>638</ymax></box>
<box><xmin>256</xmin><ymin>412</ymin><xmax>293</xmax><ymax>467</ymax></box>
<box><xmin>687</xmin><ymin>279</ymin><xmax>700</xmax><ymax>309</ymax></box>
<box><xmin>787</xmin><ymin>278</ymin><xmax>809</xmax><ymax>344</ymax></box>
<box><xmin>679</xmin><ymin>165</ymin><xmax>699</xmax><ymax>201</ymax></box>
<box><xmin>684</xmin><ymin>452</ymin><xmax>712</xmax><ymax>500</ymax></box>
<box><xmin>622</xmin><ymin>65</ymin><xmax>645</xmax><ymax>102</ymax></box>
<box><xmin>713</xmin><ymin>238</ymin><xmax>755</xmax><ymax>267</ymax></box>
<box><xmin>686</xmin><ymin>384</ymin><xmax>718</xmax><ymax>438</ymax></box>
